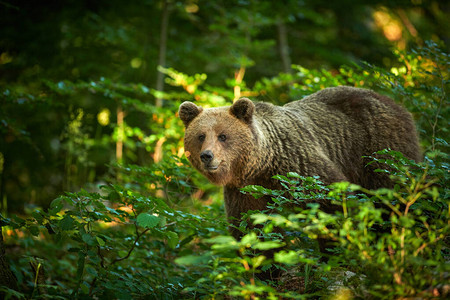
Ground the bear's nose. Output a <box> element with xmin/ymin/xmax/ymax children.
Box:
<box><xmin>200</xmin><ymin>150</ymin><xmax>214</xmax><ymax>164</ymax></box>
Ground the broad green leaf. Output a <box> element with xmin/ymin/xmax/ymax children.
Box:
<box><xmin>136</xmin><ymin>213</ymin><xmax>160</xmax><ymax>228</ymax></box>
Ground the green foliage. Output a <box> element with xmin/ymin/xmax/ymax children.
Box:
<box><xmin>0</xmin><ymin>31</ymin><xmax>448</xmax><ymax>300</ymax></box>
<box><xmin>2</xmin><ymin>157</ymin><xmax>228</xmax><ymax>298</ymax></box>
<box><xmin>2</xmin><ymin>0</ymin><xmax>448</xmax><ymax>211</ymax></box>
<box><xmin>256</xmin><ymin>151</ymin><xmax>448</xmax><ymax>297</ymax></box>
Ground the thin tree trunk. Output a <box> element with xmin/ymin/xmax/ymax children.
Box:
<box><xmin>396</xmin><ymin>8</ymin><xmax>420</xmax><ymax>43</ymax></box>
<box><xmin>115</xmin><ymin>105</ymin><xmax>124</xmax><ymax>181</ymax></box>
<box><xmin>154</xmin><ymin>1</ymin><xmax>171</xmax><ymax>199</ymax></box>
<box><xmin>154</xmin><ymin>0</ymin><xmax>171</xmax><ymax>168</ymax></box>
<box><xmin>116</xmin><ymin>105</ymin><xmax>124</xmax><ymax>165</ymax></box>
<box><xmin>155</xmin><ymin>0</ymin><xmax>170</xmax><ymax>107</ymax></box>
<box><xmin>153</xmin><ymin>136</ymin><xmax>167</xmax><ymax>163</ymax></box>
<box><xmin>234</xmin><ymin>66</ymin><xmax>246</xmax><ymax>101</ymax></box>
<box><xmin>277</xmin><ymin>17</ymin><xmax>292</xmax><ymax>74</ymax></box>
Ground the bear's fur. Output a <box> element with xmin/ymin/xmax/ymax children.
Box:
<box><xmin>179</xmin><ymin>86</ymin><xmax>421</xmax><ymax>240</ymax></box>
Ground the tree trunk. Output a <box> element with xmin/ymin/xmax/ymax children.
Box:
<box><xmin>277</xmin><ymin>17</ymin><xmax>292</xmax><ymax>74</ymax></box>
<box><xmin>155</xmin><ymin>0</ymin><xmax>170</xmax><ymax>107</ymax></box>
<box><xmin>0</xmin><ymin>226</ymin><xmax>18</xmax><ymax>292</ymax></box>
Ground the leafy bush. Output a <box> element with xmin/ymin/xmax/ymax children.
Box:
<box><xmin>248</xmin><ymin>150</ymin><xmax>448</xmax><ymax>298</ymax></box>
<box><xmin>1</xmin><ymin>157</ymin><xmax>228</xmax><ymax>299</ymax></box>
<box><xmin>173</xmin><ymin>150</ymin><xmax>448</xmax><ymax>299</ymax></box>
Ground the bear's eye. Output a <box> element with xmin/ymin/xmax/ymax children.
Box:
<box><xmin>218</xmin><ymin>134</ymin><xmax>227</xmax><ymax>142</ymax></box>
<box><xmin>198</xmin><ymin>134</ymin><xmax>205</xmax><ymax>142</ymax></box>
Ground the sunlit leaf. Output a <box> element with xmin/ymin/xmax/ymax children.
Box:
<box><xmin>175</xmin><ymin>254</ymin><xmax>211</xmax><ymax>266</ymax></box>
<box><xmin>136</xmin><ymin>213</ymin><xmax>160</xmax><ymax>229</ymax></box>
<box><xmin>253</xmin><ymin>241</ymin><xmax>284</xmax><ymax>250</ymax></box>
<box><xmin>96</xmin><ymin>236</ymin><xmax>105</xmax><ymax>246</ymax></box>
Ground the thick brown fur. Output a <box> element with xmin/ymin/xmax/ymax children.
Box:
<box><xmin>179</xmin><ymin>86</ymin><xmax>421</xmax><ymax>240</ymax></box>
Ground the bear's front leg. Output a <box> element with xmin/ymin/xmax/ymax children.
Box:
<box><xmin>223</xmin><ymin>185</ymin><xmax>269</xmax><ymax>240</ymax></box>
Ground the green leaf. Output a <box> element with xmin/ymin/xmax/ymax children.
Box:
<box><xmin>175</xmin><ymin>254</ymin><xmax>211</xmax><ymax>266</ymax></box>
<box><xmin>241</xmin><ymin>232</ymin><xmax>258</xmax><ymax>246</ymax></box>
<box><xmin>86</xmin><ymin>266</ymin><xmax>98</xmax><ymax>277</ymax></box>
<box><xmin>49</xmin><ymin>197</ymin><xmax>64</xmax><ymax>214</ymax></box>
<box><xmin>251</xmin><ymin>255</ymin><xmax>267</xmax><ymax>269</ymax></box>
<box><xmin>251</xmin><ymin>213</ymin><xmax>270</xmax><ymax>224</ymax></box>
<box><xmin>166</xmin><ymin>231</ymin><xmax>178</xmax><ymax>249</ymax></box>
<box><xmin>274</xmin><ymin>250</ymin><xmax>300</xmax><ymax>265</ymax></box>
<box><xmin>76</xmin><ymin>252</ymin><xmax>86</xmax><ymax>282</ymax></box>
<box><xmin>96</xmin><ymin>236</ymin><xmax>105</xmax><ymax>246</ymax></box>
<box><xmin>28</xmin><ymin>225</ymin><xmax>40</xmax><ymax>236</ymax></box>
<box><xmin>206</xmin><ymin>235</ymin><xmax>239</xmax><ymax>251</ymax></box>
<box><xmin>60</xmin><ymin>215</ymin><xmax>74</xmax><ymax>230</ymax></box>
<box><xmin>81</xmin><ymin>282</ymin><xmax>89</xmax><ymax>294</ymax></box>
<box><xmin>275</xmin><ymin>250</ymin><xmax>316</xmax><ymax>265</ymax></box>
<box><xmin>253</xmin><ymin>240</ymin><xmax>284</xmax><ymax>250</ymax></box>
<box><xmin>32</xmin><ymin>210</ymin><xmax>44</xmax><ymax>222</ymax></box>
<box><xmin>81</xmin><ymin>233</ymin><xmax>96</xmax><ymax>246</ymax></box>
<box><xmin>0</xmin><ymin>286</ymin><xmax>26</xmax><ymax>298</ymax></box>
<box><xmin>286</xmin><ymin>172</ymin><xmax>302</xmax><ymax>178</ymax></box>
<box><xmin>136</xmin><ymin>213</ymin><xmax>160</xmax><ymax>229</ymax></box>
<box><xmin>205</xmin><ymin>235</ymin><xmax>236</xmax><ymax>244</ymax></box>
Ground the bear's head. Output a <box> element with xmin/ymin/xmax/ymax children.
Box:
<box><xmin>179</xmin><ymin>98</ymin><xmax>257</xmax><ymax>186</ymax></box>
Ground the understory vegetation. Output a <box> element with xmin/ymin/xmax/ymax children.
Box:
<box><xmin>1</xmin><ymin>41</ymin><xmax>448</xmax><ymax>299</ymax></box>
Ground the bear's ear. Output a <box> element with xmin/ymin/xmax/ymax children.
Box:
<box><xmin>179</xmin><ymin>101</ymin><xmax>203</xmax><ymax>127</ymax></box>
<box><xmin>230</xmin><ymin>98</ymin><xmax>255</xmax><ymax>124</ymax></box>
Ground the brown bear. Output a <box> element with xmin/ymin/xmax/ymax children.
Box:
<box><xmin>179</xmin><ymin>86</ymin><xmax>421</xmax><ymax>240</ymax></box>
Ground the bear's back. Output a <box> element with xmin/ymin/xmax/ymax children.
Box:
<box><xmin>284</xmin><ymin>86</ymin><xmax>384</xmax><ymax>113</ymax></box>
<box><xmin>249</xmin><ymin>86</ymin><xmax>421</xmax><ymax>189</ymax></box>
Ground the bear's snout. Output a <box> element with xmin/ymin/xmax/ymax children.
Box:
<box><xmin>200</xmin><ymin>150</ymin><xmax>214</xmax><ymax>164</ymax></box>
